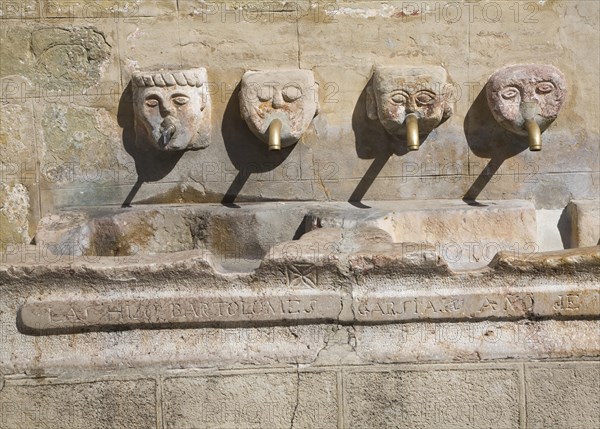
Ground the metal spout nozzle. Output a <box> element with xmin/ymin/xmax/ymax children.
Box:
<box><xmin>406</xmin><ymin>113</ymin><xmax>420</xmax><ymax>151</ymax></box>
<box><xmin>525</xmin><ymin>119</ymin><xmax>541</xmax><ymax>151</ymax></box>
<box><xmin>268</xmin><ymin>119</ymin><xmax>282</xmax><ymax>151</ymax></box>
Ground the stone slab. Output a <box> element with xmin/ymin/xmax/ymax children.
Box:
<box><xmin>525</xmin><ymin>362</ymin><xmax>600</xmax><ymax>429</ymax></box>
<box><xmin>353</xmin><ymin>286</ymin><xmax>600</xmax><ymax>323</ymax></box>
<box><xmin>0</xmin><ymin>378</ymin><xmax>156</xmax><ymax>428</ymax></box>
<box><xmin>354</xmin><ymin>320</ymin><xmax>600</xmax><ymax>364</ymax></box>
<box><xmin>162</xmin><ymin>370</ymin><xmax>338</xmax><ymax>429</ymax></box>
<box><xmin>567</xmin><ymin>199</ymin><xmax>600</xmax><ymax>248</ymax></box>
<box><xmin>344</xmin><ymin>365</ymin><xmax>520</xmax><ymax>428</ymax></box>
<box><xmin>18</xmin><ymin>285</ymin><xmax>599</xmax><ymax>333</ymax></box>
<box><xmin>19</xmin><ymin>293</ymin><xmax>343</xmax><ymax>332</ymax></box>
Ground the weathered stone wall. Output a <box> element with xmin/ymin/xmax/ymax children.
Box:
<box><xmin>1</xmin><ymin>2</ymin><xmax>599</xmax><ymax>427</ymax></box>
<box><xmin>1</xmin><ymin>361</ymin><xmax>598</xmax><ymax>428</ymax></box>
<box><xmin>1</xmin><ymin>245</ymin><xmax>599</xmax><ymax>427</ymax></box>
<box><xmin>1</xmin><ymin>1</ymin><xmax>599</xmax><ymax>242</ymax></box>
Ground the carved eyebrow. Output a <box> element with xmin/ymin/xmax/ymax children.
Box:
<box><xmin>170</xmin><ymin>93</ymin><xmax>190</xmax><ymax>98</ymax></box>
<box><xmin>388</xmin><ymin>89</ymin><xmax>411</xmax><ymax>95</ymax></box>
<box><xmin>144</xmin><ymin>92</ymin><xmax>163</xmax><ymax>99</ymax></box>
<box><xmin>415</xmin><ymin>89</ymin><xmax>437</xmax><ymax>95</ymax></box>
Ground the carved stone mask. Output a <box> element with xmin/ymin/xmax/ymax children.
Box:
<box><xmin>132</xmin><ymin>68</ymin><xmax>211</xmax><ymax>151</ymax></box>
<box><xmin>239</xmin><ymin>70</ymin><xmax>319</xmax><ymax>148</ymax></box>
<box><xmin>486</xmin><ymin>64</ymin><xmax>566</xmax><ymax>135</ymax></box>
<box><xmin>367</xmin><ymin>66</ymin><xmax>453</xmax><ymax>136</ymax></box>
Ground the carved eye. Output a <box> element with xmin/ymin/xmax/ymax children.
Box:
<box><xmin>145</xmin><ymin>99</ymin><xmax>159</xmax><ymax>107</ymax></box>
<box><xmin>500</xmin><ymin>87</ymin><xmax>520</xmax><ymax>100</ymax></box>
<box><xmin>282</xmin><ymin>85</ymin><xmax>302</xmax><ymax>102</ymax></box>
<box><xmin>415</xmin><ymin>91</ymin><xmax>436</xmax><ymax>106</ymax></box>
<box><xmin>257</xmin><ymin>87</ymin><xmax>273</xmax><ymax>102</ymax></box>
<box><xmin>172</xmin><ymin>96</ymin><xmax>190</xmax><ymax>106</ymax></box>
<box><xmin>390</xmin><ymin>92</ymin><xmax>408</xmax><ymax>104</ymax></box>
<box><xmin>536</xmin><ymin>82</ymin><xmax>555</xmax><ymax>94</ymax></box>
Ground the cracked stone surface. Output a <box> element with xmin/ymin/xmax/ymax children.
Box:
<box><xmin>162</xmin><ymin>371</ymin><xmax>338</xmax><ymax>429</ymax></box>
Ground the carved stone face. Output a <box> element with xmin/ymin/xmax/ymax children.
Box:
<box><xmin>486</xmin><ymin>64</ymin><xmax>566</xmax><ymax>136</ymax></box>
<box><xmin>132</xmin><ymin>68</ymin><xmax>210</xmax><ymax>151</ymax></box>
<box><xmin>367</xmin><ymin>66</ymin><xmax>453</xmax><ymax>136</ymax></box>
<box><xmin>239</xmin><ymin>70</ymin><xmax>319</xmax><ymax>147</ymax></box>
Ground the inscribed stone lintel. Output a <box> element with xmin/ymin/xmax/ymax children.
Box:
<box><xmin>18</xmin><ymin>287</ymin><xmax>599</xmax><ymax>332</ymax></box>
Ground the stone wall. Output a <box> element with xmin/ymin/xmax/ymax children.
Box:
<box><xmin>1</xmin><ymin>244</ymin><xmax>599</xmax><ymax>427</ymax></box>
<box><xmin>1</xmin><ymin>2</ymin><xmax>599</xmax><ymax>427</ymax></box>
<box><xmin>1</xmin><ymin>1</ymin><xmax>599</xmax><ymax>242</ymax></box>
<box><xmin>1</xmin><ymin>361</ymin><xmax>598</xmax><ymax>428</ymax></box>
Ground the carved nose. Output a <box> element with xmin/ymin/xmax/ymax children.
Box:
<box><xmin>520</xmin><ymin>101</ymin><xmax>539</xmax><ymax>120</ymax></box>
<box><xmin>405</xmin><ymin>98</ymin><xmax>418</xmax><ymax>115</ymax></box>
<box><xmin>272</xmin><ymin>91</ymin><xmax>284</xmax><ymax>109</ymax></box>
<box><xmin>160</xmin><ymin>103</ymin><xmax>175</xmax><ymax>116</ymax></box>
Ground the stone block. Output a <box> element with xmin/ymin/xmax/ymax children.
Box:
<box><xmin>566</xmin><ymin>200</ymin><xmax>600</xmax><ymax>247</ymax></box>
<box><xmin>307</xmin><ymin>199</ymin><xmax>537</xmax><ymax>269</ymax></box>
<box><xmin>354</xmin><ymin>320</ymin><xmax>600</xmax><ymax>364</ymax></box>
<box><xmin>0</xmin><ymin>378</ymin><xmax>157</xmax><ymax>428</ymax></box>
<box><xmin>162</xmin><ymin>370</ymin><xmax>338</xmax><ymax>429</ymax></box>
<box><xmin>0</xmin><ymin>182</ymin><xmax>31</xmax><ymax>245</ymax></box>
<box><xmin>344</xmin><ymin>365</ymin><xmax>520</xmax><ymax>428</ymax></box>
<box><xmin>0</xmin><ymin>20</ymin><xmax>120</xmax><ymax>96</ymax></box>
<box><xmin>525</xmin><ymin>362</ymin><xmax>600</xmax><ymax>429</ymax></box>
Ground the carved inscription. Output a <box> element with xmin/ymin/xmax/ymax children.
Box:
<box><xmin>20</xmin><ymin>294</ymin><xmax>342</xmax><ymax>331</ymax></box>
<box><xmin>553</xmin><ymin>294</ymin><xmax>581</xmax><ymax>311</ymax></box>
<box><xmin>354</xmin><ymin>289</ymin><xmax>598</xmax><ymax>322</ymax></box>
<box><xmin>19</xmin><ymin>288</ymin><xmax>598</xmax><ymax>332</ymax></box>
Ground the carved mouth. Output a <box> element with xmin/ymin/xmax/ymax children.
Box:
<box><xmin>158</xmin><ymin>117</ymin><xmax>178</xmax><ymax>149</ymax></box>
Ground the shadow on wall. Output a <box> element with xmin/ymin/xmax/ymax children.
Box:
<box><xmin>349</xmin><ymin>77</ymin><xmax>437</xmax><ymax>207</ymax></box>
<box><xmin>463</xmin><ymin>86</ymin><xmax>529</xmax><ymax>203</ymax></box>
<box><xmin>557</xmin><ymin>205</ymin><xmax>574</xmax><ymax>249</ymax></box>
<box><xmin>220</xmin><ymin>82</ymin><xmax>295</xmax><ymax>207</ymax></box>
<box><xmin>117</xmin><ymin>82</ymin><xmax>184</xmax><ymax>207</ymax></box>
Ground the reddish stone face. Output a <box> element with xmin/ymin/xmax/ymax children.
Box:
<box><xmin>486</xmin><ymin>64</ymin><xmax>567</xmax><ymax>136</ymax></box>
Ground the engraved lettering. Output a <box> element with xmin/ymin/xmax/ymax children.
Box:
<box><xmin>171</xmin><ymin>303</ymin><xmax>184</xmax><ymax>318</ymax></box>
<box><xmin>478</xmin><ymin>298</ymin><xmax>498</xmax><ymax>313</ymax></box>
<box><xmin>403</xmin><ymin>299</ymin><xmax>418</xmax><ymax>315</ymax></box>
<box><xmin>48</xmin><ymin>308</ymin><xmax>64</xmax><ymax>323</ymax></box>
<box><xmin>108</xmin><ymin>305</ymin><xmax>124</xmax><ymax>321</ymax></box>
<box><xmin>129</xmin><ymin>304</ymin><xmax>145</xmax><ymax>320</ymax></box>
<box><xmin>198</xmin><ymin>302</ymin><xmax>210</xmax><ymax>317</ymax></box>
<box><xmin>242</xmin><ymin>301</ymin><xmax>254</xmax><ymax>315</ymax></box>
<box><xmin>358</xmin><ymin>301</ymin><xmax>369</xmax><ymax>316</ymax></box>
<box><xmin>304</xmin><ymin>300</ymin><xmax>317</xmax><ymax>314</ymax></box>
<box><xmin>266</xmin><ymin>300</ymin><xmax>278</xmax><ymax>315</ymax></box>
<box><xmin>227</xmin><ymin>302</ymin><xmax>239</xmax><ymax>316</ymax></box>
<box><xmin>287</xmin><ymin>299</ymin><xmax>301</xmax><ymax>314</ymax></box>
<box><xmin>422</xmin><ymin>299</ymin><xmax>437</xmax><ymax>313</ymax></box>
<box><xmin>386</xmin><ymin>302</ymin><xmax>396</xmax><ymax>315</ymax></box>
<box><xmin>553</xmin><ymin>294</ymin><xmax>581</xmax><ymax>311</ymax></box>
<box><xmin>372</xmin><ymin>301</ymin><xmax>386</xmax><ymax>315</ymax></box>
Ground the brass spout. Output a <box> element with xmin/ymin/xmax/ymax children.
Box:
<box><xmin>525</xmin><ymin>119</ymin><xmax>541</xmax><ymax>151</ymax></box>
<box><xmin>406</xmin><ymin>113</ymin><xmax>419</xmax><ymax>151</ymax></box>
<box><xmin>268</xmin><ymin>119</ymin><xmax>282</xmax><ymax>151</ymax></box>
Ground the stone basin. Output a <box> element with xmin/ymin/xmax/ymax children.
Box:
<box><xmin>34</xmin><ymin>200</ymin><xmax>536</xmax><ymax>271</ymax></box>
